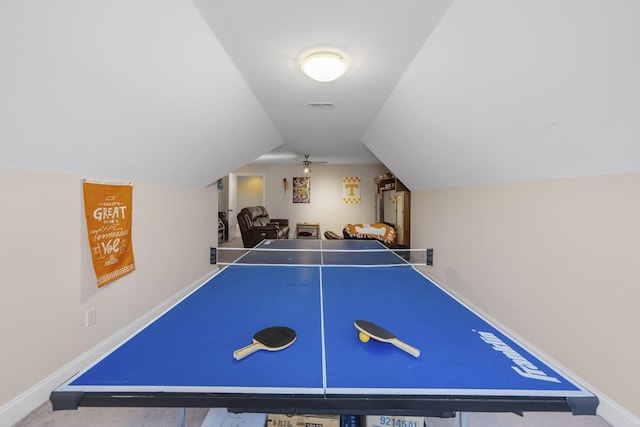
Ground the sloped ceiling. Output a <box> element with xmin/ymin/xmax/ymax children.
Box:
<box><xmin>1</xmin><ymin>0</ymin><xmax>639</xmax><ymax>190</ymax></box>
<box><xmin>364</xmin><ymin>0</ymin><xmax>640</xmax><ymax>190</ymax></box>
<box><xmin>0</xmin><ymin>0</ymin><xmax>283</xmax><ymax>187</ymax></box>
<box><xmin>192</xmin><ymin>0</ymin><xmax>452</xmax><ymax>167</ymax></box>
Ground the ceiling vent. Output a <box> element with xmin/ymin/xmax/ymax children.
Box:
<box><xmin>308</xmin><ymin>101</ymin><xmax>335</xmax><ymax>109</ymax></box>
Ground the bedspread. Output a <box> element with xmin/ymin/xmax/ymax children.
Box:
<box><xmin>343</xmin><ymin>223</ymin><xmax>396</xmax><ymax>245</ymax></box>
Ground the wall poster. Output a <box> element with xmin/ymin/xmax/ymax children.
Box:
<box><xmin>343</xmin><ymin>176</ymin><xmax>361</xmax><ymax>204</ymax></box>
<box><xmin>83</xmin><ymin>181</ymin><xmax>135</xmax><ymax>287</ymax></box>
<box><xmin>293</xmin><ymin>177</ymin><xmax>310</xmax><ymax>203</ymax></box>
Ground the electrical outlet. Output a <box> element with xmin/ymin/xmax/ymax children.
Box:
<box><xmin>426</xmin><ymin>248</ymin><xmax>434</xmax><ymax>266</ymax></box>
<box><xmin>86</xmin><ymin>307</ymin><xmax>96</xmax><ymax>327</ymax></box>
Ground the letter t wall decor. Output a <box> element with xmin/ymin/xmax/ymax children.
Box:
<box><xmin>343</xmin><ymin>176</ymin><xmax>361</xmax><ymax>203</ymax></box>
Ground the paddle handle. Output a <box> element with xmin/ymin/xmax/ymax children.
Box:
<box><xmin>390</xmin><ymin>338</ymin><xmax>421</xmax><ymax>358</ymax></box>
<box><xmin>233</xmin><ymin>341</ymin><xmax>261</xmax><ymax>360</ymax></box>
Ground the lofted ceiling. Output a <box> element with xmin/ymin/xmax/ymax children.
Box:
<box><xmin>193</xmin><ymin>0</ymin><xmax>640</xmax><ymax>187</ymax></box>
<box><xmin>1</xmin><ymin>1</ymin><xmax>639</xmax><ymax>190</ymax></box>
<box><xmin>193</xmin><ymin>0</ymin><xmax>452</xmax><ymax>166</ymax></box>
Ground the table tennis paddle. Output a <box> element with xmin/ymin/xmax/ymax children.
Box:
<box><xmin>233</xmin><ymin>326</ymin><xmax>296</xmax><ymax>360</ymax></box>
<box><xmin>354</xmin><ymin>320</ymin><xmax>420</xmax><ymax>358</ymax></box>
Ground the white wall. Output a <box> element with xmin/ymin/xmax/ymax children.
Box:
<box><xmin>0</xmin><ymin>168</ymin><xmax>218</xmax><ymax>420</ymax></box>
<box><xmin>233</xmin><ymin>164</ymin><xmax>388</xmax><ymax>237</ymax></box>
<box><xmin>363</xmin><ymin>0</ymin><xmax>640</xmax><ymax>192</ymax></box>
<box><xmin>412</xmin><ymin>172</ymin><xmax>640</xmax><ymax>424</ymax></box>
<box><xmin>0</xmin><ymin>0</ymin><xmax>283</xmax><ymax>187</ymax></box>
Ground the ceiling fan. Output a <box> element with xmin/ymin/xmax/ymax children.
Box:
<box><xmin>296</xmin><ymin>154</ymin><xmax>327</xmax><ymax>174</ymax></box>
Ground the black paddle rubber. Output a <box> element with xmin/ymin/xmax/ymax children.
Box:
<box><xmin>255</xmin><ymin>326</ymin><xmax>296</xmax><ymax>347</ymax></box>
<box><xmin>355</xmin><ymin>320</ymin><xmax>396</xmax><ymax>339</ymax></box>
<box><xmin>354</xmin><ymin>319</ymin><xmax>421</xmax><ymax>358</ymax></box>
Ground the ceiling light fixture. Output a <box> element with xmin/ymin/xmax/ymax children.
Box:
<box><xmin>300</xmin><ymin>154</ymin><xmax>314</xmax><ymax>175</ymax></box>
<box><xmin>299</xmin><ymin>51</ymin><xmax>348</xmax><ymax>82</ymax></box>
<box><xmin>302</xmin><ymin>158</ymin><xmax>311</xmax><ymax>174</ymax></box>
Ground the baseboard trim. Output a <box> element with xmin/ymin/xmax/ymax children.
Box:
<box><xmin>1</xmin><ymin>269</ymin><xmax>218</xmax><ymax>427</ymax></box>
<box><xmin>417</xmin><ymin>267</ymin><xmax>640</xmax><ymax>427</ymax></box>
<box><xmin>596</xmin><ymin>394</ymin><xmax>640</xmax><ymax>427</ymax></box>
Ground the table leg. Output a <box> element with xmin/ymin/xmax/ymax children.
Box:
<box><xmin>458</xmin><ymin>412</ymin><xmax>469</xmax><ymax>427</ymax></box>
<box><xmin>177</xmin><ymin>407</ymin><xmax>186</xmax><ymax>427</ymax></box>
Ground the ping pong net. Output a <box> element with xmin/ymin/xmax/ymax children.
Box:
<box><xmin>215</xmin><ymin>245</ymin><xmax>428</xmax><ymax>267</ymax></box>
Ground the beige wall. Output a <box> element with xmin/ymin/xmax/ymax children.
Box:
<box><xmin>233</xmin><ymin>164</ymin><xmax>388</xmax><ymax>237</ymax></box>
<box><xmin>0</xmin><ymin>168</ymin><xmax>217</xmax><ymax>409</ymax></box>
<box><xmin>236</xmin><ymin>175</ymin><xmax>266</xmax><ymax>210</ymax></box>
<box><xmin>6</xmin><ymin>165</ymin><xmax>637</xmax><ymax>422</ymax></box>
<box><xmin>412</xmin><ymin>172</ymin><xmax>640</xmax><ymax>420</ymax></box>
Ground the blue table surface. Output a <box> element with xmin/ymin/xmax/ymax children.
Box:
<box><xmin>60</xmin><ymin>240</ymin><xmax>591</xmax><ymax>399</ymax></box>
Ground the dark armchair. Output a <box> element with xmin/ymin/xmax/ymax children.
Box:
<box><xmin>236</xmin><ymin>206</ymin><xmax>290</xmax><ymax>248</ymax></box>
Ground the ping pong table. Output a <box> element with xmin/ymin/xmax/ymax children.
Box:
<box><xmin>51</xmin><ymin>239</ymin><xmax>598</xmax><ymax>426</ymax></box>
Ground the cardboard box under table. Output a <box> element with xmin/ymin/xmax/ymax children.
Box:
<box><xmin>364</xmin><ymin>415</ymin><xmax>425</xmax><ymax>427</ymax></box>
<box><xmin>267</xmin><ymin>414</ymin><xmax>340</xmax><ymax>427</ymax></box>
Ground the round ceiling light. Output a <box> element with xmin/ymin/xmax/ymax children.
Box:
<box><xmin>299</xmin><ymin>51</ymin><xmax>348</xmax><ymax>82</ymax></box>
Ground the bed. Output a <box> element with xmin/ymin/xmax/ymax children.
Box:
<box><xmin>342</xmin><ymin>223</ymin><xmax>397</xmax><ymax>245</ymax></box>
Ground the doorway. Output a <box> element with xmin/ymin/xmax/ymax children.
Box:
<box><xmin>218</xmin><ymin>173</ymin><xmax>265</xmax><ymax>240</ymax></box>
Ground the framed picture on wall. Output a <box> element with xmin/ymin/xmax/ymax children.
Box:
<box><xmin>293</xmin><ymin>177</ymin><xmax>310</xmax><ymax>203</ymax></box>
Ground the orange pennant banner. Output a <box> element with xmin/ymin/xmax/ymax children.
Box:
<box><xmin>83</xmin><ymin>182</ymin><xmax>135</xmax><ymax>287</ymax></box>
